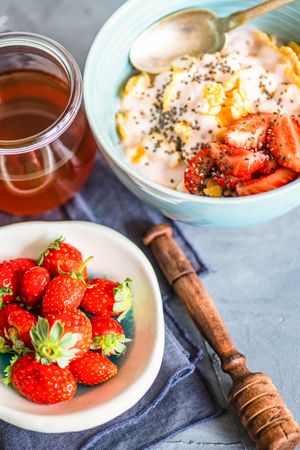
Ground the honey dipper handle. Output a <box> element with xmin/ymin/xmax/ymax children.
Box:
<box><xmin>143</xmin><ymin>224</ymin><xmax>248</xmax><ymax>380</ymax></box>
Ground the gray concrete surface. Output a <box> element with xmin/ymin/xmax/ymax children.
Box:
<box><xmin>1</xmin><ymin>1</ymin><xmax>299</xmax><ymax>449</ymax></box>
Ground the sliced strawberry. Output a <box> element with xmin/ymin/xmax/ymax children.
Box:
<box><xmin>184</xmin><ymin>147</ymin><xmax>214</xmax><ymax>194</ymax></box>
<box><xmin>236</xmin><ymin>168</ymin><xmax>297</xmax><ymax>196</ymax></box>
<box><xmin>224</xmin><ymin>113</ymin><xmax>276</xmax><ymax>150</ymax></box>
<box><xmin>213</xmin><ymin>174</ymin><xmax>251</xmax><ymax>190</ymax></box>
<box><xmin>259</xmin><ymin>159</ymin><xmax>278</xmax><ymax>175</ymax></box>
<box><xmin>267</xmin><ymin>114</ymin><xmax>300</xmax><ymax>173</ymax></box>
<box><xmin>209</xmin><ymin>143</ymin><xmax>266</xmax><ymax>179</ymax></box>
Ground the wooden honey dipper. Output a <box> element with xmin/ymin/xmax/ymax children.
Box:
<box><xmin>143</xmin><ymin>224</ymin><xmax>300</xmax><ymax>450</ymax></box>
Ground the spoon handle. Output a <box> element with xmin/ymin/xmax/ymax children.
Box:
<box><xmin>224</xmin><ymin>0</ymin><xmax>295</xmax><ymax>32</ymax></box>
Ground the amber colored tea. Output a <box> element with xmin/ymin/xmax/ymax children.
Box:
<box><xmin>0</xmin><ymin>70</ymin><xmax>96</xmax><ymax>214</ymax></box>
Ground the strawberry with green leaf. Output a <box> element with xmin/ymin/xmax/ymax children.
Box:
<box><xmin>0</xmin><ymin>303</ymin><xmax>36</xmax><ymax>354</ymax></box>
<box><xmin>6</xmin><ymin>309</ymin><xmax>37</xmax><ymax>352</ymax></box>
<box><xmin>8</xmin><ymin>258</ymin><xmax>36</xmax><ymax>280</ymax></box>
<box><xmin>0</xmin><ymin>258</ymin><xmax>36</xmax><ymax>306</ymax></box>
<box><xmin>37</xmin><ymin>236</ymin><xmax>88</xmax><ymax>280</ymax></box>
<box><xmin>6</xmin><ymin>354</ymin><xmax>77</xmax><ymax>404</ymax></box>
<box><xmin>69</xmin><ymin>351</ymin><xmax>117</xmax><ymax>385</ymax></box>
<box><xmin>0</xmin><ymin>264</ymin><xmax>19</xmax><ymax>305</ymax></box>
<box><xmin>31</xmin><ymin>310</ymin><xmax>92</xmax><ymax>367</ymax></box>
<box><xmin>0</xmin><ymin>303</ymin><xmax>24</xmax><ymax>352</ymax></box>
<box><xmin>41</xmin><ymin>258</ymin><xmax>91</xmax><ymax>315</ymax></box>
<box><xmin>20</xmin><ymin>266</ymin><xmax>50</xmax><ymax>307</ymax></box>
<box><xmin>81</xmin><ymin>278</ymin><xmax>133</xmax><ymax>321</ymax></box>
<box><xmin>90</xmin><ymin>316</ymin><xmax>130</xmax><ymax>356</ymax></box>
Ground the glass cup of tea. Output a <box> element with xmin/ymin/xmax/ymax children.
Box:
<box><xmin>0</xmin><ymin>32</ymin><xmax>97</xmax><ymax>215</ymax></box>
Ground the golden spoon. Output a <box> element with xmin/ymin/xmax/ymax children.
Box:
<box><xmin>130</xmin><ymin>0</ymin><xmax>295</xmax><ymax>74</ymax></box>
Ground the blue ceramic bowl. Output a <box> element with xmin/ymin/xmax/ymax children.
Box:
<box><xmin>84</xmin><ymin>0</ymin><xmax>300</xmax><ymax>228</ymax></box>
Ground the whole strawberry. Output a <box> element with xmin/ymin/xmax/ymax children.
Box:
<box><xmin>6</xmin><ymin>309</ymin><xmax>37</xmax><ymax>351</ymax></box>
<box><xmin>37</xmin><ymin>236</ymin><xmax>88</xmax><ymax>280</ymax></box>
<box><xmin>41</xmin><ymin>262</ymin><xmax>90</xmax><ymax>315</ymax></box>
<box><xmin>0</xmin><ymin>263</ymin><xmax>19</xmax><ymax>305</ymax></box>
<box><xmin>0</xmin><ymin>258</ymin><xmax>36</xmax><ymax>305</ymax></box>
<box><xmin>20</xmin><ymin>266</ymin><xmax>50</xmax><ymax>307</ymax></box>
<box><xmin>31</xmin><ymin>311</ymin><xmax>92</xmax><ymax>367</ymax></box>
<box><xmin>10</xmin><ymin>354</ymin><xmax>77</xmax><ymax>404</ymax></box>
<box><xmin>69</xmin><ymin>351</ymin><xmax>117</xmax><ymax>385</ymax></box>
<box><xmin>8</xmin><ymin>258</ymin><xmax>36</xmax><ymax>281</ymax></box>
<box><xmin>81</xmin><ymin>278</ymin><xmax>133</xmax><ymax>320</ymax></box>
<box><xmin>91</xmin><ymin>316</ymin><xmax>129</xmax><ymax>356</ymax></box>
<box><xmin>0</xmin><ymin>303</ymin><xmax>24</xmax><ymax>352</ymax></box>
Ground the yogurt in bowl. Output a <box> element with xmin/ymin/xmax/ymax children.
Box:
<box><xmin>84</xmin><ymin>0</ymin><xmax>300</xmax><ymax>227</ymax></box>
<box><xmin>117</xmin><ymin>27</ymin><xmax>300</xmax><ymax>197</ymax></box>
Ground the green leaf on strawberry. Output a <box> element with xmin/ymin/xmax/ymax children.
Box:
<box><xmin>2</xmin><ymin>354</ymin><xmax>19</xmax><ymax>385</ymax></box>
<box><xmin>0</xmin><ymin>336</ymin><xmax>12</xmax><ymax>354</ymax></box>
<box><xmin>113</xmin><ymin>278</ymin><xmax>133</xmax><ymax>321</ymax></box>
<box><xmin>5</xmin><ymin>328</ymin><xmax>32</xmax><ymax>355</ymax></box>
<box><xmin>37</xmin><ymin>236</ymin><xmax>64</xmax><ymax>266</ymax></box>
<box><xmin>30</xmin><ymin>317</ymin><xmax>82</xmax><ymax>368</ymax></box>
<box><xmin>91</xmin><ymin>334</ymin><xmax>130</xmax><ymax>356</ymax></box>
<box><xmin>0</xmin><ymin>288</ymin><xmax>13</xmax><ymax>309</ymax></box>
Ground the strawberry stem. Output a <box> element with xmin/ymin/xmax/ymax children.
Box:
<box><xmin>78</xmin><ymin>256</ymin><xmax>93</xmax><ymax>274</ymax></box>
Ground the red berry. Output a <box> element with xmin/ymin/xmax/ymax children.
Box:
<box><xmin>91</xmin><ymin>316</ymin><xmax>128</xmax><ymax>356</ymax></box>
<box><xmin>11</xmin><ymin>354</ymin><xmax>77</xmax><ymax>404</ymax></box>
<box><xmin>258</xmin><ymin>158</ymin><xmax>278</xmax><ymax>175</ymax></box>
<box><xmin>0</xmin><ymin>303</ymin><xmax>24</xmax><ymax>344</ymax></box>
<box><xmin>7</xmin><ymin>309</ymin><xmax>37</xmax><ymax>350</ymax></box>
<box><xmin>42</xmin><ymin>274</ymin><xmax>86</xmax><ymax>315</ymax></box>
<box><xmin>267</xmin><ymin>114</ymin><xmax>300</xmax><ymax>172</ymax></box>
<box><xmin>224</xmin><ymin>113</ymin><xmax>276</xmax><ymax>150</ymax></box>
<box><xmin>69</xmin><ymin>351</ymin><xmax>117</xmax><ymax>385</ymax></box>
<box><xmin>81</xmin><ymin>278</ymin><xmax>132</xmax><ymax>320</ymax></box>
<box><xmin>236</xmin><ymin>168</ymin><xmax>297</xmax><ymax>196</ymax></box>
<box><xmin>209</xmin><ymin>143</ymin><xmax>266</xmax><ymax>179</ymax></box>
<box><xmin>0</xmin><ymin>263</ymin><xmax>19</xmax><ymax>304</ymax></box>
<box><xmin>40</xmin><ymin>310</ymin><xmax>92</xmax><ymax>363</ymax></box>
<box><xmin>184</xmin><ymin>147</ymin><xmax>214</xmax><ymax>194</ymax></box>
<box><xmin>8</xmin><ymin>258</ymin><xmax>36</xmax><ymax>279</ymax></box>
<box><xmin>20</xmin><ymin>266</ymin><xmax>50</xmax><ymax>306</ymax></box>
<box><xmin>0</xmin><ymin>258</ymin><xmax>36</xmax><ymax>305</ymax></box>
<box><xmin>37</xmin><ymin>237</ymin><xmax>88</xmax><ymax>280</ymax></box>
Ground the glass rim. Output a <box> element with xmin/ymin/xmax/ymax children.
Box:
<box><xmin>0</xmin><ymin>31</ymin><xmax>82</xmax><ymax>155</ymax></box>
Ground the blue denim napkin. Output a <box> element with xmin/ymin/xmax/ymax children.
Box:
<box><xmin>0</xmin><ymin>154</ymin><xmax>221</xmax><ymax>449</ymax></box>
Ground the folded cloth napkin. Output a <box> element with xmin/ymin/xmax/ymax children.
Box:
<box><xmin>0</xmin><ymin>154</ymin><xmax>221</xmax><ymax>449</ymax></box>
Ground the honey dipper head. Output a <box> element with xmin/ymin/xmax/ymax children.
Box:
<box><xmin>228</xmin><ymin>372</ymin><xmax>300</xmax><ymax>450</ymax></box>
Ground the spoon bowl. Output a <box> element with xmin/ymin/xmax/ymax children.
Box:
<box><xmin>130</xmin><ymin>9</ymin><xmax>225</xmax><ymax>74</ymax></box>
<box><xmin>130</xmin><ymin>0</ymin><xmax>294</xmax><ymax>73</ymax></box>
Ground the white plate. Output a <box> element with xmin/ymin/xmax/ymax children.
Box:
<box><xmin>0</xmin><ymin>221</ymin><xmax>164</xmax><ymax>433</ymax></box>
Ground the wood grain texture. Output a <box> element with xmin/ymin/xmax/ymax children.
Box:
<box><xmin>144</xmin><ymin>223</ymin><xmax>300</xmax><ymax>450</ymax></box>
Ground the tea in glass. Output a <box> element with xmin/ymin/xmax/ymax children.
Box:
<box><xmin>0</xmin><ymin>33</ymin><xmax>97</xmax><ymax>215</ymax></box>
